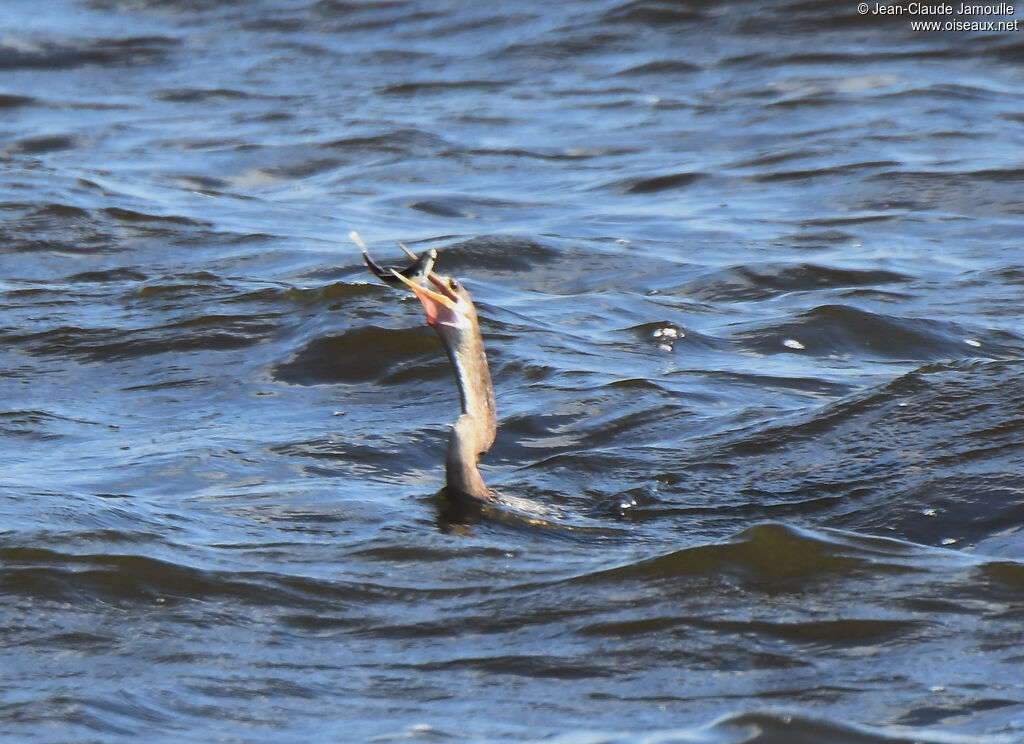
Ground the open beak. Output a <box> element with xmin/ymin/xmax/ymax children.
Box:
<box><xmin>355</xmin><ymin>231</ymin><xmax>462</xmax><ymax>327</ymax></box>
<box><xmin>390</xmin><ymin>270</ymin><xmax>459</xmax><ymax>327</ymax></box>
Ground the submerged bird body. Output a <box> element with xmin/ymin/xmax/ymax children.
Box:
<box><xmin>360</xmin><ymin>237</ymin><xmax>496</xmax><ymax>502</ymax></box>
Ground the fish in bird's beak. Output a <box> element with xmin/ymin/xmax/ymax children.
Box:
<box><xmin>355</xmin><ymin>231</ymin><xmax>467</xmax><ymax>329</ymax></box>
<box><xmin>354</xmin><ymin>230</ymin><xmax>437</xmax><ymax>287</ymax></box>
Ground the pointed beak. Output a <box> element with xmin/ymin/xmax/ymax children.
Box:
<box><xmin>390</xmin><ymin>270</ymin><xmax>458</xmax><ymax>327</ymax></box>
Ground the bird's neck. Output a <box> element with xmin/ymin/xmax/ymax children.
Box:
<box><xmin>442</xmin><ymin>325</ymin><xmax>496</xmax><ymax>500</ymax></box>
<box><xmin>446</xmin><ymin>414</ymin><xmax>492</xmax><ymax>500</ymax></box>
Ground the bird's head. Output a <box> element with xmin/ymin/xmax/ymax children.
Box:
<box><xmin>361</xmin><ymin>240</ymin><xmax>491</xmax><ymax>416</ymax></box>
<box><xmin>389</xmin><ymin>269</ymin><xmax>478</xmax><ymax>337</ymax></box>
<box><xmin>358</xmin><ymin>234</ymin><xmax>479</xmax><ymax>336</ymax></box>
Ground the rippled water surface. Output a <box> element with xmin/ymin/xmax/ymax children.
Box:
<box><xmin>3</xmin><ymin>1</ymin><xmax>1024</xmax><ymax>742</ymax></box>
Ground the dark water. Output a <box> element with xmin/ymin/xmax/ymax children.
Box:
<box><xmin>3</xmin><ymin>0</ymin><xmax>1024</xmax><ymax>741</ymax></box>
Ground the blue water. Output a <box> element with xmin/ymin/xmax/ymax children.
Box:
<box><xmin>2</xmin><ymin>1</ymin><xmax>1024</xmax><ymax>742</ymax></box>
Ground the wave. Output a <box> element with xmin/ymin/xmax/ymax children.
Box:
<box><xmin>7</xmin><ymin>519</ymin><xmax>1017</xmax><ymax>612</ymax></box>
<box><xmin>576</xmin><ymin>522</ymin><xmax>979</xmax><ymax>586</ymax></box>
<box><xmin>0</xmin><ymin>35</ymin><xmax>178</xmax><ymax>71</ymax></box>
<box><xmin>674</xmin><ymin>264</ymin><xmax>911</xmax><ymax>304</ymax></box>
<box><xmin>274</xmin><ymin>325</ymin><xmax>444</xmax><ymax>385</ymax></box>
<box><xmin>544</xmin><ymin>710</ymin><xmax>1023</xmax><ymax>744</ymax></box>
<box><xmin>730</xmin><ymin>305</ymin><xmax>1023</xmax><ymax>361</ymax></box>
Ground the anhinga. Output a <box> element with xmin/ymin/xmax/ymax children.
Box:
<box><xmin>356</xmin><ymin>233</ymin><xmax>497</xmax><ymax>504</ymax></box>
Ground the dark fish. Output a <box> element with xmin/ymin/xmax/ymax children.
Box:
<box><xmin>352</xmin><ymin>230</ymin><xmax>437</xmax><ymax>287</ymax></box>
